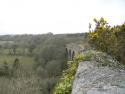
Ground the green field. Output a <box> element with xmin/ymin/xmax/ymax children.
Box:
<box><xmin>0</xmin><ymin>55</ymin><xmax>40</xmax><ymax>94</ymax></box>
<box><xmin>0</xmin><ymin>41</ymin><xmax>14</xmax><ymax>45</ymax></box>
<box><xmin>0</xmin><ymin>55</ymin><xmax>35</xmax><ymax>71</ymax></box>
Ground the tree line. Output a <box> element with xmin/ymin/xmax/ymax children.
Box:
<box><xmin>0</xmin><ymin>33</ymin><xmax>84</xmax><ymax>94</ymax></box>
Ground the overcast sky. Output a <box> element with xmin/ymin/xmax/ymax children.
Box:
<box><xmin>0</xmin><ymin>0</ymin><xmax>125</xmax><ymax>35</ymax></box>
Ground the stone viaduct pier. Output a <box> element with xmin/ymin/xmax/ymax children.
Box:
<box><xmin>65</xmin><ymin>43</ymin><xmax>84</xmax><ymax>60</ymax></box>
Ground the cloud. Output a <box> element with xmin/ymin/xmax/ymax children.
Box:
<box><xmin>0</xmin><ymin>0</ymin><xmax>125</xmax><ymax>34</ymax></box>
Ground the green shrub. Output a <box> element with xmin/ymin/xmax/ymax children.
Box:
<box><xmin>88</xmin><ymin>17</ymin><xmax>125</xmax><ymax>64</ymax></box>
<box><xmin>53</xmin><ymin>54</ymin><xmax>84</xmax><ymax>94</ymax></box>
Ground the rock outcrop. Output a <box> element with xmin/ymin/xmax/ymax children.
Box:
<box><xmin>72</xmin><ymin>61</ymin><xmax>125</xmax><ymax>94</ymax></box>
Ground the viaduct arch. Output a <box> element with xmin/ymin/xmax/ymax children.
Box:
<box><xmin>66</xmin><ymin>43</ymin><xmax>84</xmax><ymax>60</ymax></box>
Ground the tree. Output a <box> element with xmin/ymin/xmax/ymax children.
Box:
<box><xmin>28</xmin><ymin>44</ymin><xmax>35</xmax><ymax>56</ymax></box>
<box><xmin>11</xmin><ymin>58</ymin><xmax>21</xmax><ymax>77</ymax></box>
<box><xmin>3</xmin><ymin>61</ymin><xmax>9</xmax><ymax>74</ymax></box>
<box><xmin>45</xmin><ymin>60</ymin><xmax>63</xmax><ymax>77</ymax></box>
<box><xmin>12</xmin><ymin>44</ymin><xmax>18</xmax><ymax>55</ymax></box>
<box><xmin>0</xmin><ymin>61</ymin><xmax>9</xmax><ymax>77</ymax></box>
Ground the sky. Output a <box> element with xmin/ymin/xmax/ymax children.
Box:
<box><xmin>0</xmin><ymin>0</ymin><xmax>125</xmax><ymax>35</ymax></box>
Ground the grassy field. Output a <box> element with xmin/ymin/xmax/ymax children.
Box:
<box><xmin>0</xmin><ymin>41</ymin><xmax>14</xmax><ymax>45</ymax></box>
<box><xmin>0</xmin><ymin>55</ymin><xmax>35</xmax><ymax>71</ymax></box>
<box><xmin>0</xmin><ymin>54</ymin><xmax>41</xmax><ymax>94</ymax></box>
<box><xmin>0</xmin><ymin>48</ymin><xmax>29</xmax><ymax>55</ymax></box>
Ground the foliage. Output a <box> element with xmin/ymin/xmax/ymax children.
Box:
<box><xmin>0</xmin><ymin>56</ymin><xmax>42</xmax><ymax>94</ymax></box>
<box><xmin>53</xmin><ymin>61</ymin><xmax>77</xmax><ymax>94</ymax></box>
<box><xmin>0</xmin><ymin>61</ymin><xmax>9</xmax><ymax>77</ymax></box>
<box><xmin>88</xmin><ymin>17</ymin><xmax>125</xmax><ymax>64</ymax></box>
<box><xmin>0</xmin><ymin>33</ymin><xmax>84</xmax><ymax>94</ymax></box>
<box><xmin>0</xmin><ymin>72</ymin><xmax>42</xmax><ymax>94</ymax></box>
<box><xmin>53</xmin><ymin>53</ymin><xmax>84</xmax><ymax>94</ymax></box>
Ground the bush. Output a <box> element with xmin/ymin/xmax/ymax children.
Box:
<box><xmin>0</xmin><ymin>61</ymin><xmax>10</xmax><ymax>77</ymax></box>
<box><xmin>88</xmin><ymin>17</ymin><xmax>125</xmax><ymax>64</ymax></box>
<box><xmin>53</xmin><ymin>53</ymin><xmax>84</xmax><ymax>94</ymax></box>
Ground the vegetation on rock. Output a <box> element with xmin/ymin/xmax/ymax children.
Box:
<box><xmin>53</xmin><ymin>53</ymin><xmax>84</xmax><ymax>94</ymax></box>
<box><xmin>87</xmin><ymin>17</ymin><xmax>125</xmax><ymax>64</ymax></box>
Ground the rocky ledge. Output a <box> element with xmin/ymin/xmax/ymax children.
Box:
<box><xmin>72</xmin><ymin>61</ymin><xmax>125</xmax><ymax>94</ymax></box>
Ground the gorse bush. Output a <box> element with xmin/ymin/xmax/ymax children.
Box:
<box><xmin>88</xmin><ymin>17</ymin><xmax>125</xmax><ymax>64</ymax></box>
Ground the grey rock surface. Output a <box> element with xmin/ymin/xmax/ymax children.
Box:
<box><xmin>71</xmin><ymin>61</ymin><xmax>125</xmax><ymax>94</ymax></box>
